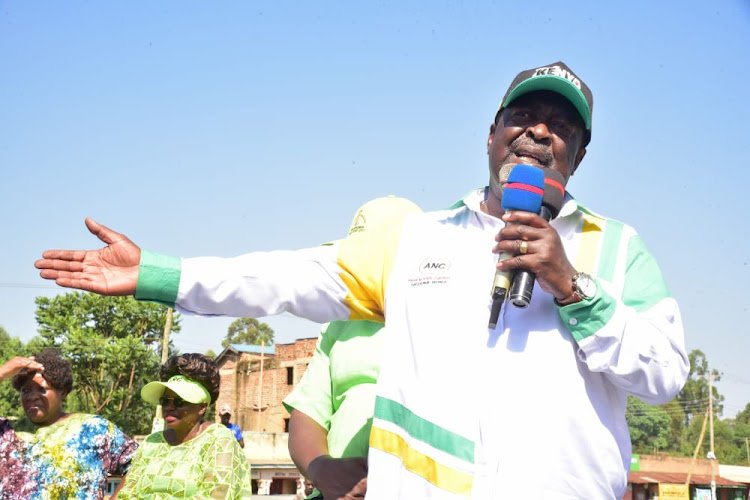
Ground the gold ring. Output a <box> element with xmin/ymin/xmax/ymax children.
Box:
<box><xmin>519</xmin><ymin>241</ymin><xmax>528</xmax><ymax>255</ymax></box>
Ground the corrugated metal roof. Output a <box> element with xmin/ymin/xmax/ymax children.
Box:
<box><xmin>629</xmin><ymin>471</ymin><xmax>746</xmax><ymax>487</ymax></box>
<box><xmin>229</xmin><ymin>343</ymin><xmax>276</xmax><ymax>355</ymax></box>
<box><xmin>720</xmin><ymin>464</ymin><xmax>750</xmax><ymax>483</ymax></box>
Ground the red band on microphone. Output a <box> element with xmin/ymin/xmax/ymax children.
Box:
<box><xmin>544</xmin><ymin>177</ymin><xmax>565</xmax><ymax>196</ymax></box>
<box><xmin>505</xmin><ymin>182</ymin><xmax>544</xmax><ymax>196</ymax></box>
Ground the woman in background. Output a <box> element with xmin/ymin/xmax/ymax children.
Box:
<box><xmin>115</xmin><ymin>353</ymin><xmax>251</xmax><ymax>499</ymax></box>
<box><xmin>0</xmin><ymin>349</ymin><xmax>137</xmax><ymax>499</ymax></box>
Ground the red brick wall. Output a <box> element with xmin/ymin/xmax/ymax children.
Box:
<box><xmin>216</xmin><ymin>337</ymin><xmax>317</xmax><ymax>432</ymax></box>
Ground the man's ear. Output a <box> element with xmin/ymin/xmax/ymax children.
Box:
<box><xmin>198</xmin><ymin>404</ymin><xmax>207</xmax><ymax>417</ymax></box>
<box><xmin>487</xmin><ymin>123</ymin><xmax>496</xmax><ymax>154</ymax></box>
<box><xmin>570</xmin><ymin>147</ymin><xmax>586</xmax><ymax>176</ymax></box>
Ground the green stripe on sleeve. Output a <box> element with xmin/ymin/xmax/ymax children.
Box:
<box><xmin>374</xmin><ymin>396</ymin><xmax>474</xmax><ymax>463</ymax></box>
<box><xmin>621</xmin><ymin>235</ymin><xmax>671</xmax><ymax>312</ymax></box>
<box><xmin>134</xmin><ymin>250</ymin><xmax>180</xmax><ymax>308</ymax></box>
<box><xmin>596</xmin><ymin>219</ymin><xmax>624</xmax><ymax>282</ymax></box>
<box><xmin>558</xmin><ymin>283</ymin><xmax>617</xmax><ymax>343</ymax></box>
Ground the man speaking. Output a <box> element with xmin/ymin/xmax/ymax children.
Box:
<box><xmin>36</xmin><ymin>61</ymin><xmax>689</xmax><ymax>499</ymax></box>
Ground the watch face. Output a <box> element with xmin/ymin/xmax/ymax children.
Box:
<box><xmin>576</xmin><ymin>274</ymin><xmax>597</xmax><ymax>299</ymax></box>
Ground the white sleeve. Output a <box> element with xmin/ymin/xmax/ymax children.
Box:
<box><xmin>561</xmin><ymin>229</ymin><xmax>689</xmax><ymax>405</ymax></box>
<box><xmin>176</xmin><ymin>245</ymin><xmax>352</xmax><ymax>323</ymax></box>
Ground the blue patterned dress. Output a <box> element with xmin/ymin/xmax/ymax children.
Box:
<box><xmin>0</xmin><ymin>413</ymin><xmax>137</xmax><ymax>499</ymax></box>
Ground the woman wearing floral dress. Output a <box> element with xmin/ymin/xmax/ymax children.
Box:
<box><xmin>0</xmin><ymin>349</ymin><xmax>137</xmax><ymax>499</ymax></box>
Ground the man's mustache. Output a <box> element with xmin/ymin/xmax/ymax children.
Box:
<box><xmin>509</xmin><ymin>137</ymin><xmax>553</xmax><ymax>165</ymax></box>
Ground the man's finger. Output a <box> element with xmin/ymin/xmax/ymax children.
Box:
<box><xmin>502</xmin><ymin>211</ymin><xmax>548</xmax><ymax>228</ymax></box>
<box><xmin>85</xmin><ymin>217</ymin><xmax>123</xmax><ymax>246</ymax></box>
<box><xmin>42</xmin><ymin>269</ymin><xmax>85</xmax><ymax>280</ymax></box>
<box><xmin>40</xmin><ymin>270</ymin><xmax>105</xmax><ymax>294</ymax></box>
<box><xmin>36</xmin><ymin>256</ymin><xmax>86</xmax><ymax>270</ymax></box>
<box><xmin>37</xmin><ymin>250</ymin><xmax>88</xmax><ymax>264</ymax></box>
<box><xmin>54</xmin><ymin>277</ymin><xmax>103</xmax><ymax>294</ymax></box>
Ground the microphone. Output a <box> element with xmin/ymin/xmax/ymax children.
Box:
<box><xmin>507</xmin><ymin>168</ymin><xmax>566</xmax><ymax>308</ymax></box>
<box><xmin>488</xmin><ymin>164</ymin><xmax>544</xmax><ymax>328</ymax></box>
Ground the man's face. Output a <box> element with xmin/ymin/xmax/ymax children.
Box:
<box><xmin>221</xmin><ymin>413</ymin><xmax>231</xmax><ymax>424</ymax></box>
<box><xmin>487</xmin><ymin>90</ymin><xmax>587</xmax><ymax>203</ymax></box>
<box><xmin>304</xmin><ymin>480</ymin><xmax>315</xmax><ymax>495</ymax></box>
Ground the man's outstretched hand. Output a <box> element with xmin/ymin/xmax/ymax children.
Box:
<box><xmin>35</xmin><ymin>218</ymin><xmax>141</xmax><ymax>296</ymax></box>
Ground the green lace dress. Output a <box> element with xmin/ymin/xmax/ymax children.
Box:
<box><xmin>117</xmin><ymin>423</ymin><xmax>251</xmax><ymax>499</ymax></box>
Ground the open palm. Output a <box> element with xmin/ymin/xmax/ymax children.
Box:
<box><xmin>35</xmin><ymin>218</ymin><xmax>141</xmax><ymax>295</ymax></box>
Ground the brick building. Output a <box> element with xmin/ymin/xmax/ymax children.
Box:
<box><xmin>215</xmin><ymin>338</ymin><xmax>317</xmax><ymax>433</ymax></box>
<box><xmin>214</xmin><ymin>338</ymin><xmax>318</xmax><ymax>495</ymax></box>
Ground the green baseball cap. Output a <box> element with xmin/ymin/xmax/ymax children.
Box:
<box><xmin>496</xmin><ymin>61</ymin><xmax>593</xmax><ymax>141</ymax></box>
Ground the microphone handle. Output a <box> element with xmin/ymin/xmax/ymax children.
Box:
<box><xmin>488</xmin><ymin>252</ymin><xmax>514</xmax><ymax>329</ymax></box>
<box><xmin>491</xmin><ymin>252</ymin><xmax>514</xmax><ymax>301</ymax></box>
<box><xmin>508</xmin><ymin>206</ymin><xmax>553</xmax><ymax>308</ymax></box>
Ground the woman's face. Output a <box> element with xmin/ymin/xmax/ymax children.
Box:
<box><xmin>20</xmin><ymin>373</ymin><xmax>66</xmax><ymax>426</ymax></box>
<box><xmin>161</xmin><ymin>388</ymin><xmax>206</xmax><ymax>437</ymax></box>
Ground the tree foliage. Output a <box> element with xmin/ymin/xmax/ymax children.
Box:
<box><xmin>31</xmin><ymin>292</ymin><xmax>181</xmax><ymax>435</ymax></box>
<box><xmin>222</xmin><ymin>318</ymin><xmax>274</xmax><ymax>348</ymax></box>
<box><xmin>0</xmin><ymin>326</ymin><xmax>25</xmax><ymax>418</ymax></box>
<box><xmin>623</xmin><ymin>349</ymin><xmax>750</xmax><ymax>465</ymax></box>
<box><xmin>626</xmin><ymin>396</ymin><xmax>672</xmax><ymax>454</ymax></box>
<box><xmin>677</xmin><ymin>350</ymin><xmax>723</xmax><ymax>425</ymax></box>
<box><xmin>732</xmin><ymin>403</ymin><xmax>750</xmax><ymax>465</ymax></box>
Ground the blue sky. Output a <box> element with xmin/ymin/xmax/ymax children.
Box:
<box><xmin>1</xmin><ymin>1</ymin><xmax>748</xmax><ymax>418</ymax></box>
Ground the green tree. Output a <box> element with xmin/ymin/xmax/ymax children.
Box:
<box><xmin>712</xmin><ymin>418</ymin><xmax>744</xmax><ymax>464</ymax></box>
<box><xmin>0</xmin><ymin>326</ymin><xmax>25</xmax><ymax>418</ymax></box>
<box><xmin>732</xmin><ymin>403</ymin><xmax>750</xmax><ymax>465</ymax></box>
<box><xmin>677</xmin><ymin>350</ymin><xmax>723</xmax><ymax>426</ymax></box>
<box><xmin>681</xmin><ymin>410</ymin><xmax>743</xmax><ymax>463</ymax></box>
<box><xmin>626</xmin><ymin>396</ymin><xmax>672</xmax><ymax>454</ymax></box>
<box><xmin>33</xmin><ymin>292</ymin><xmax>181</xmax><ymax>435</ymax></box>
<box><xmin>222</xmin><ymin>318</ymin><xmax>274</xmax><ymax>348</ymax></box>
<box><xmin>659</xmin><ymin>398</ymin><xmax>687</xmax><ymax>454</ymax></box>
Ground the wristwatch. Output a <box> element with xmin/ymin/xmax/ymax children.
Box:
<box><xmin>555</xmin><ymin>271</ymin><xmax>596</xmax><ymax>306</ymax></box>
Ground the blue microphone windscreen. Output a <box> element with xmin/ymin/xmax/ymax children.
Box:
<box><xmin>501</xmin><ymin>164</ymin><xmax>544</xmax><ymax>213</ymax></box>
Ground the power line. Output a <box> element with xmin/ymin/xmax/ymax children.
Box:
<box><xmin>0</xmin><ymin>282</ymin><xmax>60</xmax><ymax>290</ymax></box>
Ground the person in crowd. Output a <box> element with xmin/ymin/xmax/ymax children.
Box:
<box><xmin>283</xmin><ymin>195</ymin><xmax>421</xmax><ymax>500</ymax></box>
<box><xmin>0</xmin><ymin>349</ymin><xmax>136</xmax><ymax>499</ymax></box>
<box><xmin>35</xmin><ymin>61</ymin><xmax>689</xmax><ymax>499</ymax></box>
<box><xmin>295</xmin><ymin>478</ymin><xmax>315</xmax><ymax>500</ymax></box>
<box><xmin>219</xmin><ymin>404</ymin><xmax>245</xmax><ymax>448</ymax></box>
<box><xmin>114</xmin><ymin>353</ymin><xmax>251</xmax><ymax>499</ymax></box>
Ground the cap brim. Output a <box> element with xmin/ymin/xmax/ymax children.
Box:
<box><xmin>141</xmin><ymin>379</ymin><xmax>209</xmax><ymax>405</ymax></box>
<box><xmin>503</xmin><ymin>75</ymin><xmax>591</xmax><ymax>130</ymax></box>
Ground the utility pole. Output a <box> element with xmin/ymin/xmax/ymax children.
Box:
<box><xmin>151</xmin><ymin>307</ymin><xmax>173</xmax><ymax>433</ymax></box>
<box><xmin>686</xmin><ymin>406</ymin><xmax>710</xmax><ymax>487</ymax></box>
<box><xmin>745</xmin><ymin>437</ymin><xmax>749</xmax><ymax>466</ymax></box>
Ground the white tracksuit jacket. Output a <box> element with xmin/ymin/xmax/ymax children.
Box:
<box><xmin>135</xmin><ymin>188</ymin><xmax>689</xmax><ymax>499</ymax></box>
